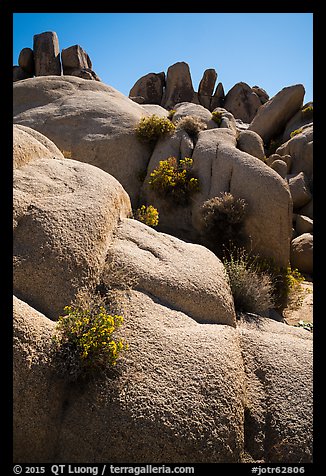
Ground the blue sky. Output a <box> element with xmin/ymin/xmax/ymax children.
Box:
<box><xmin>13</xmin><ymin>13</ymin><xmax>313</xmax><ymax>103</ymax></box>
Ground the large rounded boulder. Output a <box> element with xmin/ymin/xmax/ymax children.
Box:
<box><xmin>13</xmin><ymin>124</ymin><xmax>64</xmax><ymax>168</ymax></box>
<box><xmin>13</xmin><ymin>75</ymin><xmax>154</xmax><ymax>205</ymax></box>
<box><xmin>14</xmin><ymin>157</ymin><xmax>132</xmax><ymax>319</ymax></box>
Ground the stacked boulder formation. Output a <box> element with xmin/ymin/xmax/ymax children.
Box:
<box><xmin>12</xmin><ymin>45</ymin><xmax>313</xmax><ymax>464</ymax></box>
<box><xmin>129</xmin><ymin>61</ymin><xmax>269</xmax><ymax>120</ymax></box>
<box><xmin>13</xmin><ymin>31</ymin><xmax>100</xmax><ymax>82</ymax></box>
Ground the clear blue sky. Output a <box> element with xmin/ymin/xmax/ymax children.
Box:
<box><xmin>13</xmin><ymin>13</ymin><xmax>313</xmax><ymax>103</ymax></box>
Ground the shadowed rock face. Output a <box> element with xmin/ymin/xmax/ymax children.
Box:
<box><xmin>13</xmin><ymin>66</ymin><xmax>31</xmax><ymax>82</ymax></box>
<box><xmin>18</xmin><ymin>48</ymin><xmax>35</xmax><ymax>75</ymax></box>
<box><xmin>33</xmin><ymin>31</ymin><xmax>61</xmax><ymax>76</ymax></box>
<box><xmin>161</xmin><ymin>62</ymin><xmax>196</xmax><ymax>109</ymax></box>
<box><xmin>198</xmin><ymin>68</ymin><xmax>217</xmax><ymax>109</ymax></box>
<box><xmin>224</xmin><ymin>82</ymin><xmax>262</xmax><ymax>123</ymax></box>
<box><xmin>14</xmin><ymin>31</ymin><xmax>100</xmax><ymax>83</ymax></box>
<box><xmin>129</xmin><ymin>72</ymin><xmax>166</xmax><ymax>105</ymax></box>
<box><xmin>61</xmin><ymin>44</ymin><xmax>91</xmax><ymax>73</ymax></box>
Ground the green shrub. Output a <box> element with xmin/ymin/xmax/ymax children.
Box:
<box><xmin>167</xmin><ymin>109</ymin><xmax>176</xmax><ymax>120</ymax></box>
<box><xmin>294</xmin><ymin>320</ymin><xmax>313</xmax><ymax>332</ymax></box>
<box><xmin>290</xmin><ymin>128</ymin><xmax>303</xmax><ymax>138</ymax></box>
<box><xmin>302</xmin><ymin>105</ymin><xmax>313</xmax><ymax>115</ymax></box>
<box><xmin>135</xmin><ymin>114</ymin><xmax>175</xmax><ymax>143</ymax></box>
<box><xmin>253</xmin><ymin>258</ymin><xmax>305</xmax><ymax>310</ymax></box>
<box><xmin>200</xmin><ymin>192</ymin><xmax>248</xmax><ymax>257</ymax></box>
<box><xmin>223</xmin><ymin>248</ymin><xmax>274</xmax><ymax>314</ymax></box>
<box><xmin>211</xmin><ymin>110</ymin><xmax>223</xmax><ymax>126</ymax></box>
<box><xmin>134</xmin><ymin>204</ymin><xmax>159</xmax><ymax>227</ymax></box>
<box><xmin>148</xmin><ymin>156</ymin><xmax>200</xmax><ymax>206</ymax></box>
<box><xmin>175</xmin><ymin>115</ymin><xmax>207</xmax><ymax>139</ymax></box>
<box><xmin>52</xmin><ymin>296</ymin><xmax>128</xmax><ymax>381</ymax></box>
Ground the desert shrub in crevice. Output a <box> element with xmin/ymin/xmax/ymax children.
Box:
<box><xmin>200</xmin><ymin>192</ymin><xmax>248</xmax><ymax>258</ymax></box>
<box><xmin>211</xmin><ymin>110</ymin><xmax>223</xmax><ymax>126</ymax></box>
<box><xmin>51</xmin><ymin>290</ymin><xmax>128</xmax><ymax>382</ymax></box>
<box><xmin>252</xmin><ymin>257</ymin><xmax>305</xmax><ymax>311</ymax></box>
<box><xmin>175</xmin><ymin>115</ymin><xmax>207</xmax><ymax>139</ymax></box>
<box><xmin>222</xmin><ymin>247</ymin><xmax>274</xmax><ymax>314</ymax></box>
<box><xmin>134</xmin><ymin>204</ymin><xmax>159</xmax><ymax>227</ymax></box>
<box><xmin>135</xmin><ymin>114</ymin><xmax>175</xmax><ymax>143</ymax></box>
<box><xmin>148</xmin><ymin>156</ymin><xmax>200</xmax><ymax>206</ymax></box>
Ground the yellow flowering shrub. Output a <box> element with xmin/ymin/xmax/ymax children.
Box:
<box><xmin>134</xmin><ymin>205</ymin><xmax>159</xmax><ymax>227</ymax></box>
<box><xmin>135</xmin><ymin>114</ymin><xmax>176</xmax><ymax>142</ymax></box>
<box><xmin>302</xmin><ymin>105</ymin><xmax>313</xmax><ymax>115</ymax></box>
<box><xmin>211</xmin><ymin>110</ymin><xmax>223</xmax><ymax>126</ymax></box>
<box><xmin>52</xmin><ymin>303</ymin><xmax>128</xmax><ymax>380</ymax></box>
<box><xmin>290</xmin><ymin>128</ymin><xmax>303</xmax><ymax>138</ymax></box>
<box><xmin>148</xmin><ymin>156</ymin><xmax>200</xmax><ymax>206</ymax></box>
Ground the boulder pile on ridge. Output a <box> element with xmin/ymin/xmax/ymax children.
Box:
<box><xmin>13</xmin><ymin>30</ymin><xmax>100</xmax><ymax>82</ymax></box>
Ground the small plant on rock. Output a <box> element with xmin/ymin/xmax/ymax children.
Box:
<box><xmin>52</xmin><ymin>293</ymin><xmax>128</xmax><ymax>381</ymax></box>
<box><xmin>148</xmin><ymin>156</ymin><xmax>200</xmax><ymax>206</ymax></box>
<box><xmin>302</xmin><ymin>105</ymin><xmax>313</xmax><ymax>115</ymax></box>
<box><xmin>290</xmin><ymin>128</ymin><xmax>303</xmax><ymax>138</ymax></box>
<box><xmin>135</xmin><ymin>114</ymin><xmax>175</xmax><ymax>143</ymax></box>
<box><xmin>175</xmin><ymin>115</ymin><xmax>207</xmax><ymax>139</ymax></box>
<box><xmin>295</xmin><ymin>320</ymin><xmax>313</xmax><ymax>332</ymax></box>
<box><xmin>61</xmin><ymin>150</ymin><xmax>72</xmax><ymax>159</ymax></box>
<box><xmin>134</xmin><ymin>204</ymin><xmax>159</xmax><ymax>227</ymax></box>
<box><xmin>211</xmin><ymin>110</ymin><xmax>223</xmax><ymax>126</ymax></box>
<box><xmin>167</xmin><ymin>109</ymin><xmax>176</xmax><ymax>120</ymax></box>
<box><xmin>200</xmin><ymin>192</ymin><xmax>248</xmax><ymax>257</ymax></box>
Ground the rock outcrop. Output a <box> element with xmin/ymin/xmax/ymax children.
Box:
<box><xmin>61</xmin><ymin>44</ymin><xmax>100</xmax><ymax>81</ymax></box>
<box><xmin>141</xmin><ymin>109</ymin><xmax>292</xmax><ymax>268</ymax></box>
<box><xmin>12</xmin><ymin>101</ymin><xmax>313</xmax><ymax>464</ymax></box>
<box><xmin>161</xmin><ymin>62</ymin><xmax>197</xmax><ymax>110</ymax></box>
<box><xmin>277</xmin><ymin>124</ymin><xmax>313</xmax><ymax>180</ymax></box>
<box><xmin>33</xmin><ymin>31</ymin><xmax>61</xmax><ymax>76</ymax></box>
<box><xmin>13</xmin><ymin>31</ymin><xmax>100</xmax><ymax>82</ymax></box>
<box><xmin>290</xmin><ymin>233</ymin><xmax>313</xmax><ymax>275</ymax></box>
<box><xmin>129</xmin><ymin>72</ymin><xmax>165</xmax><ymax>105</ymax></box>
<box><xmin>129</xmin><ymin>63</ymin><xmax>266</xmax><ymax>120</ymax></box>
<box><xmin>223</xmin><ymin>82</ymin><xmax>262</xmax><ymax>123</ymax></box>
<box><xmin>14</xmin><ymin>75</ymin><xmax>312</xmax><ymax>272</ymax></box>
<box><xmin>13</xmin><ymin>124</ymin><xmax>64</xmax><ymax>168</ymax></box>
<box><xmin>13</xmin><ymin>127</ymin><xmax>236</xmax><ymax>324</ymax></box>
<box><xmin>13</xmin><ymin>75</ymin><xmax>153</xmax><ymax>206</ymax></box>
<box><xmin>18</xmin><ymin>47</ymin><xmax>35</xmax><ymax>75</ymax></box>
<box><xmin>210</xmin><ymin>82</ymin><xmax>225</xmax><ymax>110</ymax></box>
<box><xmin>248</xmin><ymin>84</ymin><xmax>305</xmax><ymax>144</ymax></box>
<box><xmin>198</xmin><ymin>68</ymin><xmax>218</xmax><ymax>109</ymax></box>
<box><xmin>264</xmin><ymin>132</ymin><xmax>313</xmax><ymax>275</ymax></box>
<box><xmin>13</xmin><ymin>290</ymin><xmax>313</xmax><ymax>463</ymax></box>
<box><xmin>14</xmin><ymin>156</ymin><xmax>132</xmax><ymax>320</ymax></box>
